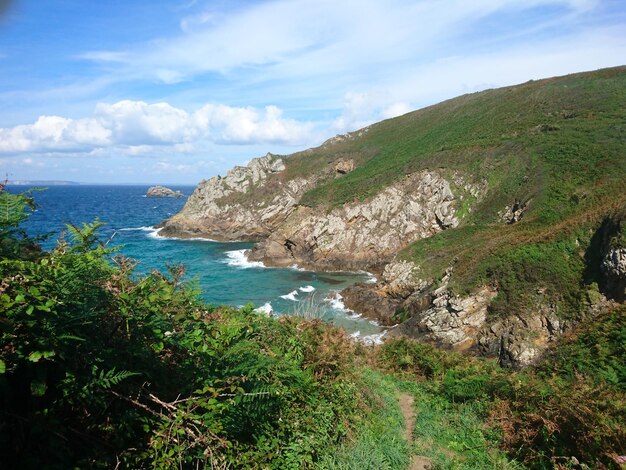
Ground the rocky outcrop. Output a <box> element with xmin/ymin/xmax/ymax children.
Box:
<box><xmin>332</xmin><ymin>159</ymin><xmax>355</xmax><ymax>176</ymax></box>
<box><xmin>341</xmin><ymin>284</ymin><xmax>402</xmax><ymax>326</ymax></box>
<box><xmin>342</xmin><ymin>261</ymin><xmax>430</xmax><ymax>325</ymax></box>
<box><xmin>388</xmin><ymin>267</ymin><xmax>497</xmax><ymax>351</ymax></box>
<box><xmin>501</xmin><ymin>199</ymin><xmax>529</xmax><ymax>224</ymax></box>
<box><xmin>248</xmin><ymin>171</ymin><xmax>459</xmax><ymax>271</ymax></box>
<box><xmin>601</xmin><ymin>247</ymin><xmax>626</xmax><ymax>301</ymax></box>
<box><xmin>478</xmin><ymin>310</ymin><xmax>564</xmax><ymax>368</ymax></box>
<box><xmin>158</xmin><ymin>154</ymin><xmax>312</xmax><ymax>241</ymax></box>
<box><xmin>146</xmin><ymin>186</ymin><xmax>183</xmax><ymax>197</ymax></box>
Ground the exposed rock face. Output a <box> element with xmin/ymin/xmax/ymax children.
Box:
<box><xmin>146</xmin><ymin>186</ymin><xmax>183</xmax><ymax>198</ymax></box>
<box><xmin>342</xmin><ymin>261</ymin><xmax>429</xmax><ymax>325</ymax></box>
<box><xmin>158</xmin><ymin>154</ymin><xmax>312</xmax><ymax>240</ymax></box>
<box><xmin>372</xmin><ymin>264</ymin><xmax>574</xmax><ymax>367</ymax></box>
<box><xmin>341</xmin><ymin>284</ymin><xmax>402</xmax><ymax>326</ymax></box>
<box><xmin>249</xmin><ymin>171</ymin><xmax>458</xmax><ymax>270</ymax></box>
<box><xmin>501</xmin><ymin>199</ymin><xmax>529</xmax><ymax>224</ymax></box>
<box><xmin>389</xmin><ymin>267</ymin><xmax>497</xmax><ymax>352</ymax></box>
<box><xmin>601</xmin><ymin>247</ymin><xmax>626</xmax><ymax>301</ymax></box>
<box><xmin>380</xmin><ymin>261</ymin><xmax>429</xmax><ymax>297</ymax></box>
<box><xmin>478</xmin><ymin>311</ymin><xmax>564</xmax><ymax>368</ymax></box>
<box><xmin>332</xmin><ymin>159</ymin><xmax>355</xmax><ymax>176</ymax></box>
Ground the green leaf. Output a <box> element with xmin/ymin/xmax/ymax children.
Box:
<box><xmin>28</xmin><ymin>351</ymin><xmax>43</xmax><ymax>362</ymax></box>
<box><xmin>30</xmin><ymin>379</ymin><xmax>47</xmax><ymax>397</ymax></box>
<box><xmin>0</xmin><ymin>359</ymin><xmax>5</xmax><ymax>374</ymax></box>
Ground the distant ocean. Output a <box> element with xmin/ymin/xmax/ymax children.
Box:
<box><xmin>9</xmin><ymin>185</ymin><xmax>384</xmax><ymax>341</ymax></box>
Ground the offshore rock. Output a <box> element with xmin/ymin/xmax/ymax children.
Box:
<box><xmin>146</xmin><ymin>186</ymin><xmax>183</xmax><ymax>197</ymax></box>
<box><xmin>249</xmin><ymin>171</ymin><xmax>458</xmax><ymax>271</ymax></box>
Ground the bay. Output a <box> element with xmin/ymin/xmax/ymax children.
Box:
<box><xmin>9</xmin><ymin>185</ymin><xmax>384</xmax><ymax>341</ymax></box>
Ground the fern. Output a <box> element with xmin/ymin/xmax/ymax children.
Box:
<box><xmin>65</xmin><ymin>220</ymin><xmax>106</xmax><ymax>252</ymax></box>
<box><xmin>0</xmin><ymin>191</ymin><xmax>34</xmax><ymax>231</ymax></box>
<box><xmin>88</xmin><ymin>366</ymin><xmax>139</xmax><ymax>390</ymax></box>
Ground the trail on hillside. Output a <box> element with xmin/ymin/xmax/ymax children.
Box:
<box><xmin>397</xmin><ymin>391</ymin><xmax>433</xmax><ymax>470</ymax></box>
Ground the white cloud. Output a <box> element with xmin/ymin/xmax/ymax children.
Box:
<box><xmin>332</xmin><ymin>91</ymin><xmax>412</xmax><ymax>132</ymax></box>
<box><xmin>0</xmin><ymin>100</ymin><xmax>314</xmax><ymax>155</ymax></box>
<box><xmin>195</xmin><ymin>104</ymin><xmax>314</xmax><ymax>144</ymax></box>
<box><xmin>77</xmin><ymin>51</ymin><xmax>130</xmax><ymax>63</ymax></box>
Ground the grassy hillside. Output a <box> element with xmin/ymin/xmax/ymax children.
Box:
<box><xmin>298</xmin><ymin>67</ymin><xmax>625</xmax><ymax>210</ymax></box>
<box><xmin>294</xmin><ymin>67</ymin><xmax>626</xmax><ymax>322</ymax></box>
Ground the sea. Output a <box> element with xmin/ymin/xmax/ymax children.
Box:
<box><xmin>9</xmin><ymin>185</ymin><xmax>385</xmax><ymax>343</ymax></box>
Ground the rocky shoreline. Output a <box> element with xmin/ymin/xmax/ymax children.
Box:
<box><xmin>157</xmin><ymin>136</ymin><xmax>624</xmax><ymax>368</ymax></box>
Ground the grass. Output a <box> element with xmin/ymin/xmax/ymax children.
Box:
<box><xmin>374</xmin><ymin>309</ymin><xmax>626</xmax><ymax>469</ymax></box>
<box><xmin>318</xmin><ymin>368</ymin><xmax>411</xmax><ymax>469</ymax></box>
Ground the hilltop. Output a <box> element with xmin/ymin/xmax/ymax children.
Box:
<box><xmin>161</xmin><ymin>66</ymin><xmax>626</xmax><ymax>367</ymax></box>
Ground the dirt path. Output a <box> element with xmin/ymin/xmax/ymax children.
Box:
<box><xmin>398</xmin><ymin>391</ymin><xmax>433</xmax><ymax>470</ymax></box>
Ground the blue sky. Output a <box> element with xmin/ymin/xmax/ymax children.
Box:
<box><xmin>1</xmin><ymin>0</ymin><xmax>624</xmax><ymax>184</ymax></box>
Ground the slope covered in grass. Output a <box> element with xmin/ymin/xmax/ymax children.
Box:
<box><xmin>297</xmin><ymin>67</ymin><xmax>625</xmax><ymax>325</ymax></box>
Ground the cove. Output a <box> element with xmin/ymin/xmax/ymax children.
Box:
<box><xmin>13</xmin><ymin>184</ymin><xmax>385</xmax><ymax>342</ymax></box>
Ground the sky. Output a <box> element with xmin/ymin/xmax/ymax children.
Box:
<box><xmin>0</xmin><ymin>0</ymin><xmax>624</xmax><ymax>184</ymax></box>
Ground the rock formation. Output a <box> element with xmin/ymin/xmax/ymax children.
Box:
<box><xmin>146</xmin><ymin>186</ymin><xmax>183</xmax><ymax>198</ymax></box>
<box><xmin>248</xmin><ymin>171</ymin><xmax>459</xmax><ymax>271</ymax></box>
<box><xmin>158</xmin><ymin>153</ymin><xmax>312</xmax><ymax>240</ymax></box>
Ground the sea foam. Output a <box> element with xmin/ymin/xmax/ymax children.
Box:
<box><xmin>299</xmin><ymin>285</ymin><xmax>315</xmax><ymax>293</ymax></box>
<box><xmin>254</xmin><ymin>302</ymin><xmax>273</xmax><ymax>315</ymax></box>
<box><xmin>280</xmin><ymin>290</ymin><xmax>299</xmax><ymax>301</ymax></box>
<box><xmin>118</xmin><ymin>226</ymin><xmax>217</xmax><ymax>242</ymax></box>
<box><xmin>224</xmin><ymin>249</ymin><xmax>265</xmax><ymax>268</ymax></box>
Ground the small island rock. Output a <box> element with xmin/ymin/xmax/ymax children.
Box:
<box><xmin>146</xmin><ymin>186</ymin><xmax>183</xmax><ymax>198</ymax></box>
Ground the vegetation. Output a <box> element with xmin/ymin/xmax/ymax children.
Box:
<box><xmin>0</xmin><ymin>189</ymin><xmax>372</xmax><ymax>468</ymax></box>
<box><xmin>1</xmin><ymin>188</ymin><xmax>625</xmax><ymax>468</ymax></box>
<box><xmin>377</xmin><ymin>314</ymin><xmax>626</xmax><ymax>469</ymax></box>
<box><xmin>2</xmin><ymin>67</ymin><xmax>625</xmax><ymax>469</ymax></box>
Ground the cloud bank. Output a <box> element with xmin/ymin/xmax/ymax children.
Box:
<box><xmin>0</xmin><ymin>101</ymin><xmax>315</xmax><ymax>155</ymax></box>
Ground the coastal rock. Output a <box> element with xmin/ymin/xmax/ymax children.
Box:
<box><xmin>158</xmin><ymin>154</ymin><xmax>310</xmax><ymax>240</ymax></box>
<box><xmin>341</xmin><ymin>262</ymin><xmax>430</xmax><ymax>325</ymax></box>
<box><xmin>390</xmin><ymin>276</ymin><xmax>496</xmax><ymax>352</ymax></box>
<box><xmin>380</xmin><ymin>261</ymin><xmax>428</xmax><ymax>297</ymax></box>
<box><xmin>341</xmin><ymin>284</ymin><xmax>402</xmax><ymax>325</ymax></box>
<box><xmin>146</xmin><ymin>186</ymin><xmax>183</xmax><ymax>198</ymax></box>
<box><xmin>478</xmin><ymin>310</ymin><xmax>565</xmax><ymax>368</ymax></box>
<box><xmin>249</xmin><ymin>170</ymin><xmax>459</xmax><ymax>271</ymax></box>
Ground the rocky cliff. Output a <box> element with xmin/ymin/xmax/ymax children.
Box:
<box><xmin>159</xmin><ymin>153</ymin><xmax>313</xmax><ymax>240</ymax></box>
<box><xmin>248</xmin><ymin>171</ymin><xmax>465</xmax><ymax>271</ymax></box>
<box><xmin>159</xmin><ymin>67</ymin><xmax>626</xmax><ymax>368</ymax></box>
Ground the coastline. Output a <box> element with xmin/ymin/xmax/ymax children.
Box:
<box><xmin>152</xmin><ymin>224</ymin><xmax>388</xmax><ymax>344</ymax></box>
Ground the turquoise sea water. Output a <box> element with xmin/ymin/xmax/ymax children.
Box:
<box><xmin>11</xmin><ymin>185</ymin><xmax>384</xmax><ymax>341</ymax></box>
